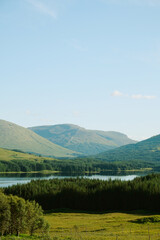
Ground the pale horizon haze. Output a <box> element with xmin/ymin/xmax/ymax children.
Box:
<box><xmin>1</xmin><ymin>0</ymin><xmax>160</xmax><ymax>141</ymax></box>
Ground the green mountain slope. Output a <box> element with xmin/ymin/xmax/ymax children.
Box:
<box><xmin>0</xmin><ymin>120</ymin><xmax>78</xmax><ymax>158</ymax></box>
<box><xmin>0</xmin><ymin>147</ymin><xmax>57</xmax><ymax>162</ymax></box>
<box><xmin>29</xmin><ymin>124</ymin><xmax>136</xmax><ymax>155</ymax></box>
<box><xmin>95</xmin><ymin>134</ymin><xmax>160</xmax><ymax>162</ymax></box>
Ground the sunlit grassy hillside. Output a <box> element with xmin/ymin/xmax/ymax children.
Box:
<box><xmin>0</xmin><ymin>120</ymin><xmax>78</xmax><ymax>158</ymax></box>
<box><xmin>0</xmin><ymin>147</ymin><xmax>57</xmax><ymax>162</ymax></box>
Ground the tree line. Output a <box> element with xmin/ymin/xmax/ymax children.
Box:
<box><xmin>0</xmin><ymin>191</ymin><xmax>49</xmax><ymax>237</ymax></box>
<box><xmin>4</xmin><ymin>173</ymin><xmax>160</xmax><ymax>212</ymax></box>
<box><xmin>0</xmin><ymin>158</ymin><xmax>156</xmax><ymax>173</ymax></box>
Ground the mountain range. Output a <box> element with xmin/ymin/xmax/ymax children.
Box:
<box><xmin>0</xmin><ymin>120</ymin><xmax>136</xmax><ymax>158</ymax></box>
<box><xmin>29</xmin><ymin>124</ymin><xmax>136</xmax><ymax>155</ymax></box>
<box><xmin>0</xmin><ymin>119</ymin><xmax>160</xmax><ymax>165</ymax></box>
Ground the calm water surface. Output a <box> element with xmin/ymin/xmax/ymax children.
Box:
<box><xmin>0</xmin><ymin>171</ymin><xmax>151</xmax><ymax>188</ymax></box>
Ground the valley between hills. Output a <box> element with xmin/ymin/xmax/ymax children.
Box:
<box><xmin>0</xmin><ymin>119</ymin><xmax>160</xmax><ymax>173</ymax></box>
<box><xmin>1</xmin><ymin>119</ymin><xmax>160</xmax><ymax>240</ymax></box>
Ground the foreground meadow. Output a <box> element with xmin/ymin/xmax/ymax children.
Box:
<box><xmin>4</xmin><ymin>175</ymin><xmax>160</xmax><ymax>239</ymax></box>
<box><xmin>45</xmin><ymin>211</ymin><xmax>160</xmax><ymax>240</ymax></box>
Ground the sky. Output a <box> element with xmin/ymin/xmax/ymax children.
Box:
<box><xmin>0</xmin><ymin>0</ymin><xmax>160</xmax><ymax>141</ymax></box>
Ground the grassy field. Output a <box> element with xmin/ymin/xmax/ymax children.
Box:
<box><xmin>45</xmin><ymin>211</ymin><xmax>160</xmax><ymax>240</ymax></box>
<box><xmin>1</xmin><ymin>211</ymin><xmax>160</xmax><ymax>239</ymax></box>
<box><xmin>1</xmin><ymin>236</ymin><xmax>41</xmax><ymax>240</ymax></box>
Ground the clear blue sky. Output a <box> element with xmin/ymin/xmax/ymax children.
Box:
<box><xmin>0</xmin><ymin>0</ymin><xmax>160</xmax><ymax>140</ymax></box>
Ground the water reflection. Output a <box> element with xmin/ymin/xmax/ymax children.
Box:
<box><xmin>0</xmin><ymin>170</ymin><xmax>154</xmax><ymax>188</ymax></box>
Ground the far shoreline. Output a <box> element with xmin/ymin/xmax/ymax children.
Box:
<box><xmin>0</xmin><ymin>168</ymin><xmax>153</xmax><ymax>174</ymax></box>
